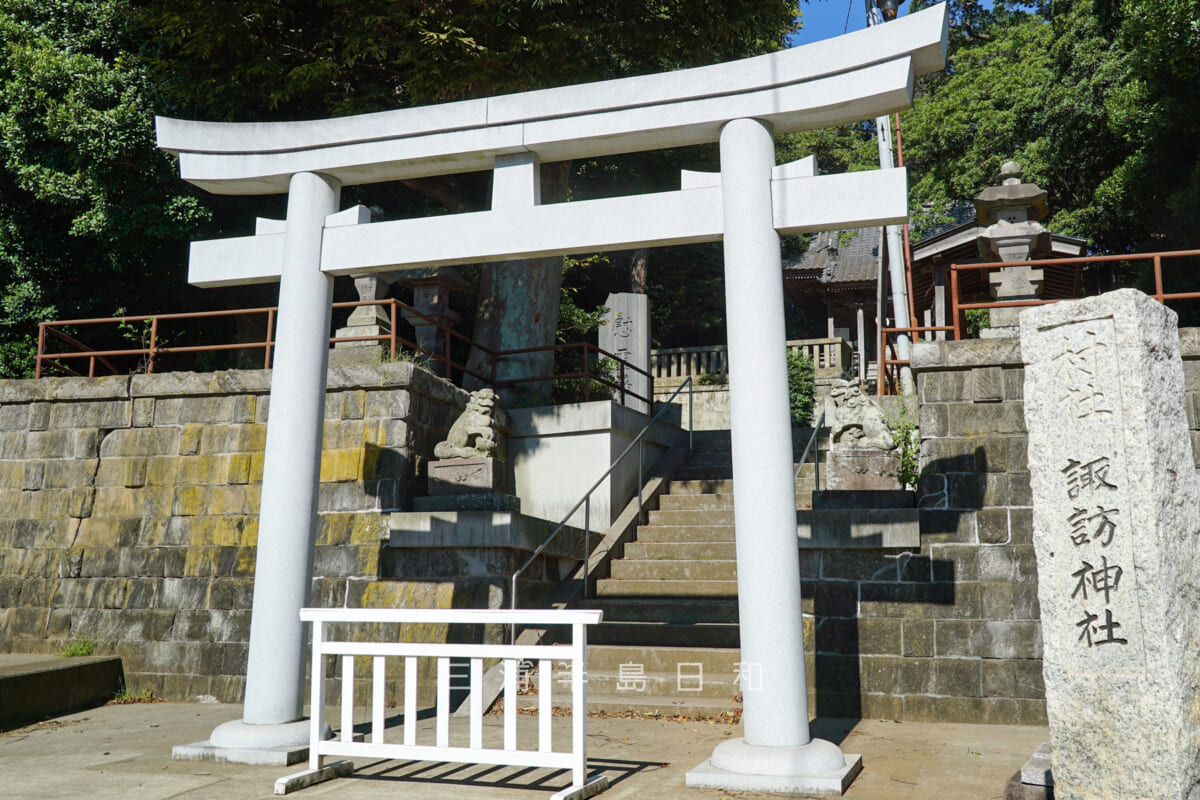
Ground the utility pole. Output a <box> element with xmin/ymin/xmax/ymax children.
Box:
<box><xmin>866</xmin><ymin>0</ymin><xmax>915</xmax><ymax>395</ymax></box>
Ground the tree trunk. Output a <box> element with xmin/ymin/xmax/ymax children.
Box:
<box><xmin>463</xmin><ymin>162</ymin><xmax>571</xmax><ymax>408</ymax></box>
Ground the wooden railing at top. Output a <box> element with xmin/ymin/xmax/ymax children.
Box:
<box><xmin>650</xmin><ymin>337</ymin><xmax>853</xmax><ymax>383</ymax></box>
<box><xmin>875</xmin><ymin>248</ymin><xmax>1200</xmax><ymax>394</ymax></box>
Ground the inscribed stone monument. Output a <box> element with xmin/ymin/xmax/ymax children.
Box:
<box><xmin>599</xmin><ymin>292</ymin><xmax>650</xmax><ymax>414</ymax></box>
<box><xmin>1020</xmin><ymin>289</ymin><xmax>1200</xmax><ymax>800</ymax></box>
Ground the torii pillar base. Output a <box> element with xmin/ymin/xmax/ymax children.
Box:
<box><xmin>688</xmin><ymin>739</ymin><xmax>862</xmax><ymax>795</ymax></box>
<box><xmin>173</xmin><ymin>720</ymin><xmax>318</xmax><ymax>767</ymax></box>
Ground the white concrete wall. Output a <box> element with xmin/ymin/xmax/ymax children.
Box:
<box><xmin>507</xmin><ymin>401</ymin><xmax>684</xmax><ymax>530</ymax></box>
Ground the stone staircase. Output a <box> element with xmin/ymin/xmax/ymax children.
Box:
<box><xmin>583</xmin><ymin>428</ymin><xmax>824</xmax><ymax>716</ymax></box>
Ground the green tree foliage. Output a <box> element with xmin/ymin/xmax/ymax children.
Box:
<box><xmin>903</xmin><ymin>0</ymin><xmax>1200</xmax><ymax>254</ymax></box>
<box><xmin>786</xmin><ymin>348</ymin><xmax>815</xmax><ymax>426</ymax></box>
<box><xmin>0</xmin><ymin>0</ymin><xmax>209</xmax><ymax>377</ymax></box>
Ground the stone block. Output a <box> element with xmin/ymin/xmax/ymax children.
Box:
<box><xmin>982</xmin><ymin>658</ymin><xmax>1045</xmax><ymax>700</ymax></box>
<box><xmin>161</xmin><ymin>579</ymin><xmax>212</xmax><ymax>612</ymax></box>
<box><xmin>208</xmin><ymin>609</ymin><xmax>251</xmax><ymax>643</ymax></box>
<box><xmin>946</xmin><ymin>402</ymin><xmax>1027</xmax><ymax>436</ymax></box>
<box><xmin>859</xmin><ymin>581</ymin><xmax>976</xmax><ymax>619</ymax></box>
<box><xmin>861</xmin><ymin>655</ymin><xmax>935</xmax><ymax>695</ymax></box>
<box><xmin>928</xmin><ymin>544</ymin><xmax>980</xmax><ymax>583</ymax></box>
<box><xmin>0</xmin><ymin>403</ymin><xmax>29</xmax><ymax>430</ymax></box>
<box><xmin>0</xmin><ymin>432</ymin><xmax>23</xmax><ymax>459</ymax></box>
<box><xmin>901</xmin><ymin>619</ymin><xmax>934</xmax><ymax>658</ymax></box>
<box><xmin>92</xmin><ymin>486</ymin><xmax>173</xmax><ymax>518</ymax></box>
<box><xmin>321</xmin><ymin>419</ymin><xmax>370</xmax><ymax>449</ymax></box>
<box><xmin>936</xmin><ymin>619</ymin><xmax>1041</xmax><ymax>660</ymax></box>
<box><xmin>919</xmin><ymin>371</ymin><xmax>968</xmax><ymax>403</ymax></box>
<box><xmin>945</xmin><ymin>473</ymin><xmax>983</xmax><ymax>508</ymax></box>
<box><xmin>320</xmin><ymin>447</ymin><xmax>366</xmax><ymax>483</ymax></box>
<box><xmin>820</xmin><ymin>550</ymin><xmax>900</xmax><ymax>582</ymax></box>
<box><xmin>50</xmin><ymin>400</ymin><xmax>131</xmax><ymax>430</ymax></box>
<box><xmin>918</xmin><ymin>509</ymin><xmax>976</xmax><ymax>543</ymax></box>
<box><xmin>825</xmin><ymin>449</ymin><xmax>902</xmax><ymax>491</ymax></box>
<box><xmin>28</xmin><ymin>402</ymin><xmax>50</xmax><ymax>431</ymax></box>
<box><xmin>25</xmin><ymin>430</ymin><xmax>72</xmax><ymax>459</ymax></box>
<box><xmin>364</xmin><ymin>388</ymin><xmax>413</xmax><ymax>421</ymax></box>
<box><xmin>971</xmin><ymin>367</ymin><xmax>1004</xmax><ymax>403</ymax></box>
<box><xmin>100</xmin><ymin>428</ymin><xmax>181</xmax><ymax>458</ymax></box>
<box><xmin>132</xmin><ymin>397</ymin><xmax>155</xmax><ymax>427</ymax></box>
<box><xmin>918</xmin><ymin>403</ymin><xmax>949</xmax><ymax>438</ymax></box>
<box><xmin>981</xmin><ymin>581</ymin><xmax>1041</xmax><ymax>621</ymax></box>
<box><xmin>173</xmin><ymin>485</ymin><xmax>257</xmax><ymax>516</ymax></box>
<box><xmin>933</xmin><ymin>656</ymin><xmax>982</xmax><ymax>697</ymax></box>
<box><xmin>1007</xmin><ymin>436</ymin><xmax>1029</xmax><ymax>472</ymax></box>
<box><xmin>22</xmin><ymin>462</ymin><xmax>44</xmax><ymax>491</ymax></box>
<box><xmin>20</xmin><ymin>488</ymin><xmax>74</xmax><ymax>518</ymax></box>
<box><xmin>41</xmin><ymin>460</ymin><xmax>96</xmax><ymax>490</ymax></box>
<box><xmin>174</xmin><ymin>455</ymin><xmax>230</xmax><ymax>486</ymax></box>
<box><xmin>802</xmin><ymin>580</ymin><xmax>858</xmax><ymax>617</ymax></box>
<box><xmin>856</xmin><ymin>618</ymin><xmax>903</xmax><ymax>655</ymax></box>
<box><xmin>208</xmin><ymin>578</ymin><xmax>253</xmax><ymax>610</ymax></box>
<box><xmin>920</xmin><ymin>437</ymin><xmax>979</xmax><ymax>473</ymax></box>
<box><xmin>977</xmin><ymin>508</ymin><xmax>1009</xmax><ymax>544</ymax></box>
<box><xmin>1003</xmin><ymin>368</ymin><xmax>1024</xmax><ymax>401</ymax></box>
<box><xmin>179</xmin><ymin>425</ymin><xmax>203</xmax><ymax>456</ymax></box>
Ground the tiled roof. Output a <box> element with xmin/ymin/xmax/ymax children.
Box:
<box><xmin>783</xmin><ymin>228</ymin><xmax>881</xmax><ymax>285</ymax></box>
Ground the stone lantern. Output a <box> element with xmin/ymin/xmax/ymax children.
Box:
<box><xmin>396</xmin><ymin>268</ymin><xmax>468</xmax><ymax>363</ymax></box>
<box><xmin>975</xmin><ymin>161</ymin><xmax>1051</xmax><ymax>338</ymax></box>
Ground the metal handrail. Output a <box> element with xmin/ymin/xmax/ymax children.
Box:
<box><xmin>509</xmin><ymin>376</ymin><xmax>694</xmax><ymax>627</ymax></box>
<box><xmin>794</xmin><ymin>409</ymin><xmax>826</xmax><ymax>487</ymax></box>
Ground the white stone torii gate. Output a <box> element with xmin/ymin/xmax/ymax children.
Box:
<box><xmin>159</xmin><ymin>5</ymin><xmax>946</xmax><ymax>793</ymax></box>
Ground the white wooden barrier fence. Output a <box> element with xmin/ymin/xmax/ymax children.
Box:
<box><xmin>276</xmin><ymin>608</ymin><xmax>607</xmax><ymax>798</ymax></box>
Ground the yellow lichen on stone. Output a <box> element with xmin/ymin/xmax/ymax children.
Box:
<box><xmin>320</xmin><ymin>448</ymin><xmax>366</xmax><ymax>483</ymax></box>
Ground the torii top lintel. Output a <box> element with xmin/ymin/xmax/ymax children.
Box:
<box><xmin>156</xmin><ymin>4</ymin><xmax>947</xmax><ymax>196</ymax></box>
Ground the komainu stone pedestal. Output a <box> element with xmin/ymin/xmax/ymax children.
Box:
<box><xmin>1020</xmin><ymin>289</ymin><xmax>1200</xmax><ymax>800</ymax></box>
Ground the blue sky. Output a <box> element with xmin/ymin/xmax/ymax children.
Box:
<box><xmin>787</xmin><ymin>1</ymin><xmax>914</xmax><ymax>45</ymax></box>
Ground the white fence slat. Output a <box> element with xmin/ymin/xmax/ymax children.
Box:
<box><xmin>539</xmin><ymin>659</ymin><xmax>552</xmax><ymax>753</ymax></box>
<box><xmin>572</xmin><ymin>624</ymin><xmax>587</xmax><ymax>787</ymax></box>
<box><xmin>436</xmin><ymin>657</ymin><xmax>450</xmax><ymax>748</ymax></box>
<box><xmin>403</xmin><ymin>656</ymin><xmax>417</xmax><ymax>747</ymax></box>
<box><xmin>308</xmin><ymin>621</ymin><xmax>327</xmax><ymax>771</ymax></box>
<box><xmin>503</xmin><ymin>658</ymin><xmax>517</xmax><ymax>751</ymax></box>
<box><xmin>340</xmin><ymin>655</ymin><xmax>354</xmax><ymax>743</ymax></box>
<box><xmin>470</xmin><ymin>657</ymin><xmax>483</xmax><ymax>750</ymax></box>
<box><xmin>372</xmin><ymin>656</ymin><xmax>385</xmax><ymax>744</ymax></box>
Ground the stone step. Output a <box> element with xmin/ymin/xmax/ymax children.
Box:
<box><xmin>609</xmin><ymin>559</ymin><xmax>737</xmax><ymax>581</ymax></box>
<box><xmin>633</xmin><ymin>525</ymin><xmax>736</xmax><ymax>543</ymax></box>
<box><xmin>586</xmin><ymin>669</ymin><xmax>741</xmax><ymax>699</ymax></box>
<box><xmin>623</xmin><ymin>541</ymin><xmax>738</xmax><ymax>560</ymax></box>
<box><xmin>665</xmin><ymin>479</ymin><xmax>734</xmax><ymax>494</ymax></box>
<box><xmin>585</xmin><ymin>694</ymin><xmax>740</xmax><ymax>718</ymax></box>
<box><xmin>589</xmin><ymin>620</ymin><xmax>741</xmax><ymax>648</ymax></box>
<box><xmin>653</xmin><ymin>492</ymin><xmax>813</xmax><ymax>516</ymax></box>
<box><xmin>659</xmin><ymin>494</ymin><xmax>734</xmax><ymax>510</ymax></box>
<box><xmin>595</xmin><ymin>578</ymin><xmax>739</xmax><ymax>597</ymax></box>
<box><xmin>648</xmin><ymin>508</ymin><xmax>735</xmax><ymax>525</ymax></box>
<box><xmin>589</xmin><ymin>597</ymin><xmax>739</xmax><ymax>624</ymax></box>
<box><xmin>587</xmin><ymin>644</ymin><xmax>742</xmax><ymax>673</ymax></box>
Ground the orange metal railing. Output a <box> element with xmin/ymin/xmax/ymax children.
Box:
<box><xmin>36</xmin><ymin>297</ymin><xmax>652</xmax><ymax>407</ymax></box>
<box><xmin>875</xmin><ymin>249</ymin><xmax>1200</xmax><ymax>394</ymax></box>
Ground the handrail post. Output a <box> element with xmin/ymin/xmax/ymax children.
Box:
<box><xmin>35</xmin><ymin>323</ymin><xmax>45</xmax><ymax>379</ymax></box>
<box><xmin>583</xmin><ymin>497</ymin><xmax>590</xmax><ymax>598</ymax></box>
<box><xmin>265</xmin><ymin>308</ymin><xmax>276</xmax><ymax>368</ymax></box>
<box><xmin>688</xmin><ymin>378</ymin><xmax>694</xmax><ymax>452</ymax></box>
<box><xmin>950</xmin><ymin>266</ymin><xmax>962</xmax><ymax>340</ymax></box>
<box><xmin>1154</xmin><ymin>255</ymin><xmax>1165</xmax><ymax>303</ymax></box>
<box><xmin>390</xmin><ymin>300</ymin><xmax>397</xmax><ymax>360</ymax></box>
<box><xmin>619</xmin><ymin>361</ymin><xmax>626</xmax><ymax>407</ymax></box>
<box><xmin>148</xmin><ymin>316</ymin><xmax>159</xmax><ymax>373</ymax></box>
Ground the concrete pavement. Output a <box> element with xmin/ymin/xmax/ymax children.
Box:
<box><xmin>0</xmin><ymin>701</ymin><xmax>1046</xmax><ymax>799</ymax></box>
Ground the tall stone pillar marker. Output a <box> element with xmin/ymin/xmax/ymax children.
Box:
<box><xmin>686</xmin><ymin>118</ymin><xmax>860</xmax><ymax>794</ymax></box>
<box><xmin>598</xmin><ymin>292</ymin><xmax>651</xmax><ymax>414</ymax></box>
<box><xmin>202</xmin><ymin>171</ymin><xmax>341</xmax><ymax>754</ymax></box>
<box><xmin>1020</xmin><ymin>289</ymin><xmax>1200</xmax><ymax>799</ymax></box>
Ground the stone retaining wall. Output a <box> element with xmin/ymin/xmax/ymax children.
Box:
<box><xmin>799</xmin><ymin>330</ymin><xmax>1200</xmax><ymax>725</ymax></box>
<box><xmin>0</xmin><ymin>363</ymin><xmax>480</xmax><ymax>702</ymax></box>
